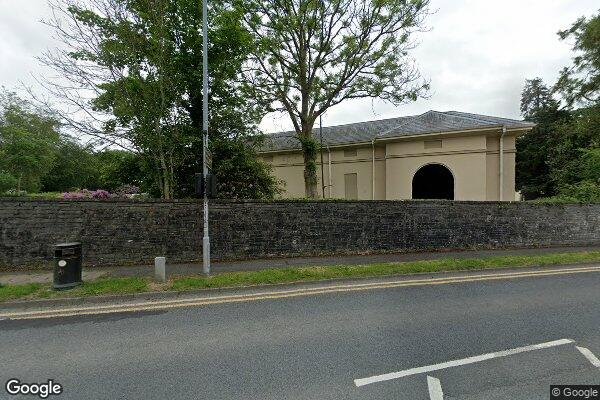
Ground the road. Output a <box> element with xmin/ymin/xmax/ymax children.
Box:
<box><xmin>1</xmin><ymin>269</ymin><xmax>599</xmax><ymax>399</ymax></box>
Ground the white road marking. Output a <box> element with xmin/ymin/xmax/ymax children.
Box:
<box><xmin>427</xmin><ymin>376</ymin><xmax>444</xmax><ymax>400</ymax></box>
<box><xmin>354</xmin><ymin>338</ymin><xmax>574</xmax><ymax>387</ymax></box>
<box><xmin>576</xmin><ymin>346</ymin><xmax>600</xmax><ymax>368</ymax></box>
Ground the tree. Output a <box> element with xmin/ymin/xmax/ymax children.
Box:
<box><xmin>40</xmin><ymin>0</ymin><xmax>277</xmax><ymax>199</ymax></box>
<box><xmin>239</xmin><ymin>0</ymin><xmax>430</xmax><ymax>197</ymax></box>
<box><xmin>41</xmin><ymin>138</ymin><xmax>101</xmax><ymax>192</ymax></box>
<box><xmin>520</xmin><ymin>78</ymin><xmax>560</xmax><ymax>120</ymax></box>
<box><xmin>211</xmin><ymin>138</ymin><xmax>282</xmax><ymax>199</ymax></box>
<box><xmin>0</xmin><ymin>90</ymin><xmax>61</xmax><ymax>193</ymax></box>
<box><xmin>516</xmin><ymin>78</ymin><xmax>568</xmax><ymax>199</ymax></box>
<box><xmin>547</xmin><ymin>105</ymin><xmax>600</xmax><ymax>189</ymax></box>
<box><xmin>545</xmin><ymin>11</ymin><xmax>600</xmax><ymax>202</ymax></box>
<box><xmin>94</xmin><ymin>150</ymin><xmax>150</xmax><ymax>192</ymax></box>
<box><xmin>555</xmin><ymin>11</ymin><xmax>600</xmax><ymax>107</ymax></box>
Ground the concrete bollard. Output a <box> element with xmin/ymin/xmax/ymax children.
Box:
<box><xmin>154</xmin><ymin>257</ymin><xmax>167</xmax><ymax>282</ymax></box>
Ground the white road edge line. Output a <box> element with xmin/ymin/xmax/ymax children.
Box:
<box><xmin>427</xmin><ymin>376</ymin><xmax>444</xmax><ymax>400</ymax></box>
<box><xmin>576</xmin><ymin>346</ymin><xmax>600</xmax><ymax>368</ymax></box>
<box><xmin>354</xmin><ymin>338</ymin><xmax>574</xmax><ymax>387</ymax></box>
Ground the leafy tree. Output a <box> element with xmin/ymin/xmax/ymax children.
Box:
<box><xmin>0</xmin><ymin>172</ymin><xmax>18</xmax><ymax>193</ymax></box>
<box><xmin>94</xmin><ymin>150</ymin><xmax>150</xmax><ymax>193</ymax></box>
<box><xmin>41</xmin><ymin>0</ymin><xmax>277</xmax><ymax>199</ymax></box>
<box><xmin>555</xmin><ymin>11</ymin><xmax>600</xmax><ymax>107</ymax></box>
<box><xmin>516</xmin><ymin>78</ymin><xmax>568</xmax><ymax>199</ymax></box>
<box><xmin>578</xmin><ymin>147</ymin><xmax>600</xmax><ymax>182</ymax></box>
<box><xmin>0</xmin><ymin>91</ymin><xmax>61</xmax><ymax>193</ymax></box>
<box><xmin>544</xmin><ymin>11</ymin><xmax>600</xmax><ymax>202</ymax></box>
<box><xmin>41</xmin><ymin>138</ymin><xmax>101</xmax><ymax>192</ymax></box>
<box><xmin>520</xmin><ymin>78</ymin><xmax>560</xmax><ymax>120</ymax></box>
<box><xmin>239</xmin><ymin>0</ymin><xmax>430</xmax><ymax>198</ymax></box>
<box><xmin>547</xmin><ymin>105</ymin><xmax>600</xmax><ymax>189</ymax></box>
<box><xmin>211</xmin><ymin>138</ymin><xmax>282</xmax><ymax>199</ymax></box>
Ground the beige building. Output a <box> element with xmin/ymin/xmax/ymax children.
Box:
<box><xmin>259</xmin><ymin>111</ymin><xmax>535</xmax><ymax>201</ymax></box>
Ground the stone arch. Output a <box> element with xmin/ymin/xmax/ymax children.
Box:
<box><xmin>412</xmin><ymin>163</ymin><xmax>454</xmax><ymax>200</ymax></box>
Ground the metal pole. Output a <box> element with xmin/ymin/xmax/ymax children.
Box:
<box><xmin>320</xmin><ymin>115</ymin><xmax>325</xmax><ymax>198</ymax></box>
<box><xmin>202</xmin><ymin>0</ymin><xmax>210</xmax><ymax>275</ymax></box>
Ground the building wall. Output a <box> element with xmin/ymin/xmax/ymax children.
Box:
<box><xmin>1</xmin><ymin>198</ymin><xmax>599</xmax><ymax>269</ymax></box>
<box><xmin>261</xmin><ymin>129</ymin><xmax>523</xmax><ymax>201</ymax></box>
<box><xmin>384</xmin><ymin>135</ymin><xmax>488</xmax><ymax>200</ymax></box>
<box><xmin>486</xmin><ymin>134</ymin><xmax>517</xmax><ymax>201</ymax></box>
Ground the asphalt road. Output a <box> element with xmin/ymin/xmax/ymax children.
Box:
<box><xmin>1</xmin><ymin>270</ymin><xmax>599</xmax><ymax>399</ymax></box>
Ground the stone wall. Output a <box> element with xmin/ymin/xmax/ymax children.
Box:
<box><xmin>1</xmin><ymin>198</ymin><xmax>599</xmax><ymax>269</ymax></box>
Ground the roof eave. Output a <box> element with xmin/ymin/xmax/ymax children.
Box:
<box><xmin>258</xmin><ymin>125</ymin><xmax>534</xmax><ymax>153</ymax></box>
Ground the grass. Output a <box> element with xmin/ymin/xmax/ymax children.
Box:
<box><xmin>1</xmin><ymin>251</ymin><xmax>600</xmax><ymax>303</ymax></box>
<box><xmin>171</xmin><ymin>251</ymin><xmax>600</xmax><ymax>290</ymax></box>
<box><xmin>1</xmin><ymin>192</ymin><xmax>62</xmax><ymax>199</ymax></box>
<box><xmin>0</xmin><ymin>278</ymin><xmax>148</xmax><ymax>302</ymax></box>
<box><xmin>0</xmin><ymin>283</ymin><xmax>43</xmax><ymax>302</ymax></box>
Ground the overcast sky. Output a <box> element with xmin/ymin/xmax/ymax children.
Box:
<box><xmin>0</xmin><ymin>0</ymin><xmax>597</xmax><ymax>133</ymax></box>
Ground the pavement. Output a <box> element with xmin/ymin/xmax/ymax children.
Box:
<box><xmin>1</xmin><ymin>244</ymin><xmax>599</xmax><ymax>285</ymax></box>
<box><xmin>1</xmin><ymin>263</ymin><xmax>599</xmax><ymax>399</ymax></box>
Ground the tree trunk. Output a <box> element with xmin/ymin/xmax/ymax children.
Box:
<box><xmin>303</xmin><ymin>153</ymin><xmax>319</xmax><ymax>198</ymax></box>
<box><xmin>300</xmin><ymin>122</ymin><xmax>319</xmax><ymax>199</ymax></box>
<box><xmin>158</xmin><ymin>152</ymin><xmax>172</xmax><ymax>200</ymax></box>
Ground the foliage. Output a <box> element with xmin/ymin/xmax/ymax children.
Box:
<box><xmin>41</xmin><ymin>0</ymin><xmax>278</xmax><ymax>199</ymax></box>
<box><xmin>555</xmin><ymin>11</ymin><xmax>600</xmax><ymax>107</ymax></box>
<box><xmin>520</xmin><ymin>12</ymin><xmax>600</xmax><ymax>203</ymax></box>
<box><xmin>548</xmin><ymin>181</ymin><xmax>600</xmax><ymax>203</ymax></box>
<box><xmin>114</xmin><ymin>184</ymin><xmax>141</xmax><ymax>196</ymax></box>
<box><xmin>0</xmin><ymin>172</ymin><xmax>18</xmax><ymax>193</ymax></box>
<box><xmin>62</xmin><ymin>187</ymin><xmax>143</xmax><ymax>199</ymax></box>
<box><xmin>62</xmin><ymin>189</ymin><xmax>111</xmax><ymax>199</ymax></box>
<box><xmin>0</xmin><ymin>90</ymin><xmax>61</xmax><ymax>193</ymax></box>
<box><xmin>520</xmin><ymin>77</ymin><xmax>561</xmax><ymax>120</ymax></box>
<box><xmin>547</xmin><ymin>105</ymin><xmax>600</xmax><ymax>189</ymax></box>
<box><xmin>211</xmin><ymin>138</ymin><xmax>282</xmax><ymax>199</ymax></box>
<box><xmin>239</xmin><ymin>0</ymin><xmax>431</xmax><ymax>197</ymax></box>
<box><xmin>94</xmin><ymin>150</ymin><xmax>148</xmax><ymax>192</ymax></box>
<box><xmin>41</xmin><ymin>137</ymin><xmax>101</xmax><ymax>192</ymax></box>
<box><xmin>516</xmin><ymin>78</ymin><xmax>569</xmax><ymax>199</ymax></box>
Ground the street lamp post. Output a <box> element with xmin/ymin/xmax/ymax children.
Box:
<box><xmin>202</xmin><ymin>0</ymin><xmax>210</xmax><ymax>275</ymax></box>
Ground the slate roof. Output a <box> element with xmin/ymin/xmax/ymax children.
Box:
<box><xmin>260</xmin><ymin>110</ymin><xmax>534</xmax><ymax>152</ymax></box>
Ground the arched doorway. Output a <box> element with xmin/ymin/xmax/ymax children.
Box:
<box><xmin>412</xmin><ymin>164</ymin><xmax>454</xmax><ymax>200</ymax></box>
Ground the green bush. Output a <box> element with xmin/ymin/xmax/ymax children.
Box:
<box><xmin>0</xmin><ymin>171</ymin><xmax>18</xmax><ymax>192</ymax></box>
<box><xmin>538</xmin><ymin>180</ymin><xmax>600</xmax><ymax>203</ymax></box>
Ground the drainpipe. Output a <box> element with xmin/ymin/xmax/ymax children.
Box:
<box><xmin>371</xmin><ymin>139</ymin><xmax>376</xmax><ymax>200</ymax></box>
<box><xmin>499</xmin><ymin>126</ymin><xmax>506</xmax><ymax>201</ymax></box>
<box><xmin>327</xmin><ymin>145</ymin><xmax>332</xmax><ymax>198</ymax></box>
<box><xmin>319</xmin><ymin>115</ymin><xmax>325</xmax><ymax>199</ymax></box>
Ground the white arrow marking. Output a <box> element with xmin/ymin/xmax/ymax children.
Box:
<box><xmin>427</xmin><ymin>376</ymin><xmax>443</xmax><ymax>400</ymax></box>
<box><xmin>576</xmin><ymin>346</ymin><xmax>600</xmax><ymax>368</ymax></box>
<box><xmin>354</xmin><ymin>338</ymin><xmax>574</xmax><ymax>387</ymax></box>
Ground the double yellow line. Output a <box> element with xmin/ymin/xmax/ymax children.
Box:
<box><xmin>2</xmin><ymin>265</ymin><xmax>599</xmax><ymax>320</ymax></box>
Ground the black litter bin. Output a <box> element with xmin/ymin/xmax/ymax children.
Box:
<box><xmin>53</xmin><ymin>242</ymin><xmax>83</xmax><ymax>290</ymax></box>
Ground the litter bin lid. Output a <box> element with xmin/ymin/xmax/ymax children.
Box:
<box><xmin>55</xmin><ymin>242</ymin><xmax>82</xmax><ymax>248</ymax></box>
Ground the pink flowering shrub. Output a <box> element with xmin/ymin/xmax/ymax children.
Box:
<box><xmin>62</xmin><ymin>187</ymin><xmax>141</xmax><ymax>200</ymax></box>
<box><xmin>62</xmin><ymin>189</ymin><xmax>111</xmax><ymax>199</ymax></box>
<box><xmin>62</xmin><ymin>189</ymin><xmax>92</xmax><ymax>199</ymax></box>
<box><xmin>114</xmin><ymin>185</ymin><xmax>140</xmax><ymax>197</ymax></box>
<box><xmin>91</xmin><ymin>189</ymin><xmax>111</xmax><ymax>199</ymax></box>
